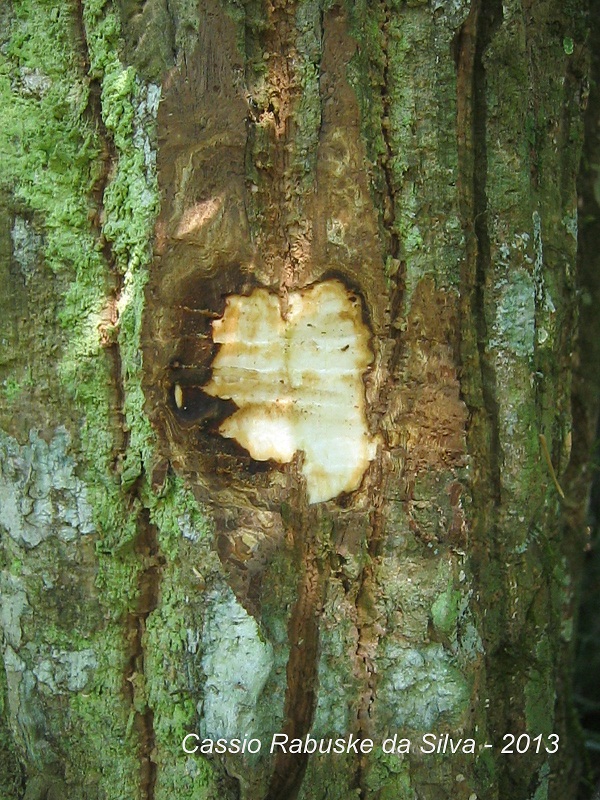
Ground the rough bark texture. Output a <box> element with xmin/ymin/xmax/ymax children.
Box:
<box><xmin>573</xmin><ymin>0</ymin><xmax>600</xmax><ymax>792</ymax></box>
<box><xmin>0</xmin><ymin>1</ymin><xmax>595</xmax><ymax>799</ymax></box>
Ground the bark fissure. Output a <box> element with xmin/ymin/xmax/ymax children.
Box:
<box><xmin>353</xmin><ymin>470</ymin><xmax>387</xmax><ymax>799</ymax></box>
<box><xmin>455</xmin><ymin>0</ymin><xmax>504</xmax><ymax>542</ymax></box>
<box><xmin>75</xmin><ymin>5</ymin><xmax>162</xmax><ymax>796</ymax></box>
<box><xmin>346</xmin><ymin>10</ymin><xmax>402</xmax><ymax>794</ymax></box>
<box><xmin>468</xmin><ymin>0</ymin><xmax>503</xmax><ymax>504</ymax></box>
<box><xmin>74</xmin><ymin>0</ymin><xmax>127</xmax><ymax>463</ymax></box>
<box><xmin>125</xmin><ymin>511</ymin><xmax>163</xmax><ymax>800</ymax></box>
<box><xmin>371</xmin><ymin>4</ymin><xmax>405</xmax><ymax>430</ymax></box>
<box><xmin>572</xmin><ymin>0</ymin><xmax>600</xmax><ymax>788</ymax></box>
<box><xmin>455</xmin><ymin>1</ymin><xmax>546</xmax><ymax>791</ymax></box>
<box><xmin>472</xmin><ymin>0</ymin><xmax>504</xmax><ymax>505</ymax></box>
<box><xmin>243</xmin><ymin>0</ymin><xmax>315</xmax><ymax>300</ymax></box>
<box><xmin>74</xmin><ymin>0</ymin><xmax>118</xmax><ymax>264</ymax></box>
<box><xmin>379</xmin><ymin>7</ymin><xmax>400</xmax><ymax>264</ymax></box>
<box><xmin>263</xmin><ymin>507</ymin><xmax>328</xmax><ymax>800</ymax></box>
<box><xmin>239</xmin><ymin>8</ymin><xmax>332</xmax><ymax>792</ymax></box>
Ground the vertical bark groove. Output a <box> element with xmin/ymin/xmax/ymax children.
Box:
<box><xmin>73</xmin><ymin>0</ymin><xmax>127</xmax><ymax>463</ymax></box>
<box><xmin>456</xmin><ymin>0</ymin><xmax>503</xmax><ymax>501</ymax></box>
<box><xmin>455</xmin><ymin>0</ymin><xmax>510</xmax><ymax>785</ymax></box>
<box><xmin>379</xmin><ymin>9</ymin><xmax>401</xmax><ymax>265</ymax></box>
<box><xmin>75</xmin><ymin>5</ymin><xmax>163</xmax><ymax>795</ymax></box>
<box><xmin>353</xmin><ymin>471</ymin><xmax>387</xmax><ymax>800</ymax></box>
<box><xmin>573</xmin><ymin>0</ymin><xmax>600</xmax><ymax>792</ymax></box>
<box><xmin>263</xmin><ymin>505</ymin><xmax>328</xmax><ymax>800</ymax></box>
<box><xmin>471</xmin><ymin>0</ymin><xmax>503</xmax><ymax>506</ymax></box>
<box><xmin>125</xmin><ymin>512</ymin><xmax>163</xmax><ymax>800</ymax></box>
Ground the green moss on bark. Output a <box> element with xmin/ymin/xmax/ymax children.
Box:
<box><xmin>0</xmin><ymin>1</ymin><xmax>220</xmax><ymax>796</ymax></box>
<box><xmin>0</xmin><ymin>658</ymin><xmax>24</xmax><ymax>798</ymax></box>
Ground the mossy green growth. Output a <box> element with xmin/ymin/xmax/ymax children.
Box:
<box><xmin>532</xmin><ymin>761</ymin><xmax>551</xmax><ymax>800</ymax></box>
<box><xmin>10</xmin><ymin>559</ymin><xmax>23</xmax><ymax>577</ymax></box>
<box><xmin>81</xmin><ymin>0</ymin><xmax>161</xmax><ymax>494</ymax></box>
<box><xmin>145</xmin><ymin>569</ymin><xmax>201</xmax><ymax>736</ymax></box>
<box><xmin>312</xmin><ymin>610</ymin><xmax>360</xmax><ymax>735</ymax></box>
<box><xmin>154</xmin><ymin>756</ymin><xmax>216</xmax><ymax>800</ymax></box>
<box><xmin>0</xmin><ymin>1</ymin><xmax>130</xmax><ymax>549</ymax></box>
<box><xmin>524</xmin><ymin>636</ymin><xmax>555</xmax><ymax>736</ymax></box>
<box><xmin>1</xmin><ymin>0</ymin><xmax>191</xmax><ymax>788</ymax></box>
<box><xmin>0</xmin><ymin>0</ymin><xmax>111</xmax><ymax>438</ymax></box>
<box><xmin>473</xmin><ymin>743</ymin><xmax>497</xmax><ymax>794</ymax></box>
<box><xmin>292</xmin><ymin>2</ymin><xmax>323</xmax><ymax>189</ymax></box>
<box><xmin>364</xmin><ymin>753</ymin><xmax>414</xmax><ymax>800</ymax></box>
<box><xmin>2</xmin><ymin>373</ymin><xmax>33</xmax><ymax>403</ymax></box>
<box><xmin>344</xmin><ymin>0</ymin><xmax>431</xmax><ymax>276</ymax></box>
<box><xmin>221</xmin><ymin>0</ymin><xmax>268</xmax><ymax>59</ymax></box>
<box><xmin>146</xmin><ymin>474</ymin><xmax>214</xmax><ymax>560</ymax></box>
<box><xmin>345</xmin><ymin>0</ymin><xmax>387</xmax><ymax>173</ymax></box>
<box><xmin>66</xmin><ymin>634</ymin><xmax>143</xmax><ymax>798</ymax></box>
<box><xmin>0</xmin><ymin>659</ymin><xmax>23</xmax><ymax>798</ymax></box>
<box><xmin>0</xmin><ymin>3</ymin><xmax>101</xmax><ymax>256</ymax></box>
<box><xmin>430</xmin><ymin>578</ymin><xmax>461</xmax><ymax>639</ymax></box>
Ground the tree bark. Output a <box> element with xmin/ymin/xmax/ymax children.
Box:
<box><xmin>0</xmin><ymin>1</ymin><xmax>594</xmax><ymax>799</ymax></box>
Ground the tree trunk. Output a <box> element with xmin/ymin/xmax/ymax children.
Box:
<box><xmin>0</xmin><ymin>1</ymin><xmax>594</xmax><ymax>799</ymax></box>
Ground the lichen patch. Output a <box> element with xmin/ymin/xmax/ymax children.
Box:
<box><xmin>203</xmin><ymin>280</ymin><xmax>377</xmax><ymax>503</ymax></box>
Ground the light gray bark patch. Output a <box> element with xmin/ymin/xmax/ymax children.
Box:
<box><xmin>133</xmin><ymin>81</ymin><xmax>161</xmax><ymax>178</ymax></box>
<box><xmin>200</xmin><ymin>585</ymin><xmax>274</xmax><ymax>740</ymax></box>
<box><xmin>16</xmin><ymin>67</ymin><xmax>52</xmax><ymax>98</ymax></box>
<box><xmin>377</xmin><ymin>643</ymin><xmax>469</xmax><ymax>729</ymax></box>
<box><xmin>10</xmin><ymin>217</ymin><xmax>43</xmax><ymax>283</ymax></box>
<box><xmin>32</xmin><ymin>648</ymin><xmax>97</xmax><ymax>694</ymax></box>
<box><xmin>3</xmin><ymin>646</ymin><xmax>55</xmax><ymax>769</ymax></box>
<box><xmin>178</xmin><ymin>511</ymin><xmax>205</xmax><ymax>542</ymax></box>
<box><xmin>490</xmin><ymin>268</ymin><xmax>535</xmax><ymax>358</ymax></box>
<box><xmin>0</xmin><ymin>427</ymin><xmax>95</xmax><ymax>549</ymax></box>
<box><xmin>0</xmin><ymin>573</ymin><xmax>31</xmax><ymax>649</ymax></box>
